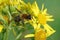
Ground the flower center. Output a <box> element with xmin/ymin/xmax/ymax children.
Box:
<box><xmin>35</xmin><ymin>30</ymin><xmax>46</xmax><ymax>40</ymax></box>
<box><xmin>38</xmin><ymin>14</ymin><xmax>47</xmax><ymax>24</ymax></box>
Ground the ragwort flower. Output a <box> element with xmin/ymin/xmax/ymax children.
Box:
<box><xmin>31</xmin><ymin>1</ymin><xmax>56</xmax><ymax>37</ymax></box>
<box><xmin>24</xmin><ymin>1</ymin><xmax>56</xmax><ymax>40</ymax></box>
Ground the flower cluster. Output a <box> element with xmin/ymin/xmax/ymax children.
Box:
<box><xmin>0</xmin><ymin>0</ymin><xmax>56</xmax><ymax>40</ymax></box>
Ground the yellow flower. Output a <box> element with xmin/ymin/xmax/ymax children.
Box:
<box><xmin>0</xmin><ymin>25</ymin><xmax>3</xmax><ymax>32</ymax></box>
<box><xmin>9</xmin><ymin>0</ymin><xmax>20</xmax><ymax>6</ymax></box>
<box><xmin>0</xmin><ymin>0</ymin><xmax>22</xmax><ymax>6</ymax></box>
<box><xmin>25</xmin><ymin>29</ymin><xmax>46</xmax><ymax>40</ymax></box>
<box><xmin>31</xmin><ymin>1</ymin><xmax>56</xmax><ymax>37</ymax></box>
<box><xmin>25</xmin><ymin>1</ymin><xmax>56</xmax><ymax>40</ymax></box>
<box><xmin>25</xmin><ymin>17</ymin><xmax>46</xmax><ymax>40</ymax></box>
<box><xmin>35</xmin><ymin>29</ymin><xmax>46</xmax><ymax>40</ymax></box>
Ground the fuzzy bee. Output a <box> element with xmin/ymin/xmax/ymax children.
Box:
<box><xmin>14</xmin><ymin>14</ymin><xmax>31</xmax><ymax>22</ymax></box>
<box><xmin>13</xmin><ymin>8</ymin><xmax>32</xmax><ymax>24</ymax></box>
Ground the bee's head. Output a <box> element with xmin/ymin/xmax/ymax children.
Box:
<box><xmin>26</xmin><ymin>14</ymin><xmax>32</xmax><ymax>20</ymax></box>
<box><xmin>21</xmin><ymin>14</ymin><xmax>32</xmax><ymax>20</ymax></box>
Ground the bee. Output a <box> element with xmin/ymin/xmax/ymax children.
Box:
<box><xmin>14</xmin><ymin>14</ymin><xmax>32</xmax><ymax>22</ymax></box>
<box><xmin>13</xmin><ymin>8</ymin><xmax>32</xmax><ymax>24</ymax></box>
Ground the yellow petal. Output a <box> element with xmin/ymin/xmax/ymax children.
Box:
<box><xmin>29</xmin><ymin>17</ymin><xmax>37</xmax><ymax>30</ymax></box>
<box><xmin>41</xmin><ymin>4</ymin><xmax>44</xmax><ymax>11</ymax></box>
<box><xmin>42</xmin><ymin>8</ymin><xmax>47</xmax><ymax>14</ymax></box>
<box><xmin>24</xmin><ymin>34</ymin><xmax>34</xmax><ymax>38</ymax></box>
<box><xmin>31</xmin><ymin>1</ymin><xmax>40</xmax><ymax>17</ymax></box>
<box><xmin>20</xmin><ymin>0</ymin><xmax>27</xmax><ymax>7</ymax></box>
<box><xmin>47</xmin><ymin>19</ymin><xmax>54</xmax><ymax>21</ymax></box>
<box><xmin>46</xmin><ymin>15</ymin><xmax>53</xmax><ymax>19</ymax></box>
<box><xmin>0</xmin><ymin>25</ymin><xmax>3</xmax><ymax>32</ymax></box>
<box><xmin>43</xmin><ymin>24</ymin><xmax>56</xmax><ymax>37</ymax></box>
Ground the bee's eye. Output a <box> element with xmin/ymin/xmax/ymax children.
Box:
<box><xmin>14</xmin><ymin>15</ymin><xmax>21</xmax><ymax>22</ymax></box>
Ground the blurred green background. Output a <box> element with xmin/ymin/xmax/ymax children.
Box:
<box><xmin>24</xmin><ymin>0</ymin><xmax>60</xmax><ymax>40</ymax></box>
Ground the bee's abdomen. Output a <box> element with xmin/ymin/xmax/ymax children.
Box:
<box><xmin>14</xmin><ymin>15</ymin><xmax>21</xmax><ymax>22</ymax></box>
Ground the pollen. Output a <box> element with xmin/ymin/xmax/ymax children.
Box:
<box><xmin>35</xmin><ymin>29</ymin><xmax>46</xmax><ymax>40</ymax></box>
<box><xmin>38</xmin><ymin>14</ymin><xmax>47</xmax><ymax>25</ymax></box>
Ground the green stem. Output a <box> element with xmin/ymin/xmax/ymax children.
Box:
<box><xmin>16</xmin><ymin>32</ymin><xmax>22</xmax><ymax>40</ymax></box>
